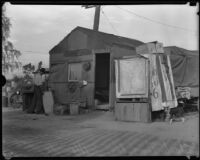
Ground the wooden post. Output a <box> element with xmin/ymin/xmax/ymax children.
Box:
<box><xmin>82</xmin><ymin>5</ymin><xmax>101</xmax><ymax>31</ymax></box>
<box><xmin>93</xmin><ymin>5</ymin><xmax>101</xmax><ymax>31</ymax></box>
<box><xmin>164</xmin><ymin>106</ymin><xmax>171</xmax><ymax>121</ymax></box>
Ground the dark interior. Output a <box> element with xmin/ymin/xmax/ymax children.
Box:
<box><xmin>95</xmin><ymin>53</ymin><xmax>110</xmax><ymax>104</ymax></box>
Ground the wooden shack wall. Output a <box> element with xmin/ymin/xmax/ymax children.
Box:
<box><xmin>67</xmin><ymin>30</ymin><xmax>88</xmax><ymax>50</ymax></box>
<box><xmin>49</xmin><ymin>54</ymin><xmax>95</xmax><ymax>108</ymax></box>
<box><xmin>49</xmin><ymin>30</ymin><xmax>140</xmax><ymax>110</ymax></box>
<box><xmin>65</xmin><ymin>54</ymin><xmax>94</xmax><ymax>108</ymax></box>
<box><xmin>50</xmin><ymin>53</ymin><xmax>66</xmax><ymax>66</ymax></box>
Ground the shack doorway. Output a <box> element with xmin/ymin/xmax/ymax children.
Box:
<box><xmin>95</xmin><ymin>53</ymin><xmax>110</xmax><ymax>110</ymax></box>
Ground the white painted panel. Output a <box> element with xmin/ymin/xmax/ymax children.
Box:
<box><xmin>115</xmin><ymin>57</ymin><xmax>148</xmax><ymax>98</ymax></box>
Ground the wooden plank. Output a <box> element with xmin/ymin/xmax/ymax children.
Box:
<box><xmin>139</xmin><ymin>103</ymin><xmax>150</xmax><ymax>122</ymax></box>
<box><xmin>64</xmin><ymin>49</ymin><xmax>92</xmax><ymax>57</ymax></box>
<box><xmin>116</xmin><ymin>98</ymin><xmax>149</xmax><ymax>103</ymax></box>
<box><xmin>96</xmin><ymin>104</ymin><xmax>109</xmax><ymax>110</ymax></box>
<box><xmin>125</xmin><ymin>104</ymin><xmax>135</xmax><ymax>121</ymax></box>
<box><xmin>115</xmin><ymin>103</ymin><xmax>151</xmax><ymax>122</ymax></box>
<box><xmin>136</xmin><ymin>42</ymin><xmax>164</xmax><ymax>54</ymax></box>
<box><xmin>133</xmin><ymin>104</ymin><xmax>141</xmax><ymax>121</ymax></box>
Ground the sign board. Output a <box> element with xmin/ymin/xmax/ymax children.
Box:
<box><xmin>115</xmin><ymin>57</ymin><xmax>149</xmax><ymax>98</ymax></box>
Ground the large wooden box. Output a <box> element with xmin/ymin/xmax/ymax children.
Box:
<box><xmin>115</xmin><ymin>102</ymin><xmax>151</xmax><ymax>122</ymax></box>
<box><xmin>136</xmin><ymin>42</ymin><xmax>164</xmax><ymax>54</ymax></box>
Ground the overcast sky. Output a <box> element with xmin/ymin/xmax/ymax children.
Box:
<box><xmin>5</xmin><ymin>3</ymin><xmax>199</xmax><ymax>69</ymax></box>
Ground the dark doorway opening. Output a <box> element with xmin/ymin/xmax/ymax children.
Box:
<box><xmin>95</xmin><ymin>53</ymin><xmax>110</xmax><ymax>108</ymax></box>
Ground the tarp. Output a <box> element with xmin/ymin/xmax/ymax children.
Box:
<box><xmin>164</xmin><ymin>46</ymin><xmax>199</xmax><ymax>88</ymax></box>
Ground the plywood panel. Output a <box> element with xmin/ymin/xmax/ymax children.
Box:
<box><xmin>66</xmin><ymin>55</ymin><xmax>93</xmax><ymax>62</ymax></box>
<box><xmin>111</xmin><ymin>44</ymin><xmax>137</xmax><ymax>58</ymax></box>
<box><xmin>119</xmin><ymin>59</ymin><xmax>146</xmax><ymax>94</ymax></box>
<box><xmin>115</xmin><ymin>103</ymin><xmax>151</xmax><ymax>122</ymax></box>
<box><xmin>50</xmin><ymin>53</ymin><xmax>67</xmax><ymax>65</ymax></box>
<box><xmin>115</xmin><ymin>57</ymin><xmax>149</xmax><ymax>98</ymax></box>
<box><xmin>133</xmin><ymin>104</ymin><xmax>141</xmax><ymax>121</ymax></box>
<box><xmin>67</xmin><ymin>30</ymin><xmax>87</xmax><ymax>50</ymax></box>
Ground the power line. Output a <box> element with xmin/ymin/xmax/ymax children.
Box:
<box><xmin>116</xmin><ymin>6</ymin><xmax>197</xmax><ymax>34</ymax></box>
<box><xmin>101</xmin><ymin>9</ymin><xmax>119</xmax><ymax>36</ymax></box>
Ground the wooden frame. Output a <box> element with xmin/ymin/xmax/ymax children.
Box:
<box><xmin>67</xmin><ymin>62</ymin><xmax>83</xmax><ymax>82</ymax></box>
<box><xmin>92</xmin><ymin>49</ymin><xmax>111</xmax><ymax>110</ymax></box>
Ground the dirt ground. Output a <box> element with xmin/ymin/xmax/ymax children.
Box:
<box><xmin>80</xmin><ymin>111</ymin><xmax>199</xmax><ymax>143</ymax></box>
<box><xmin>2</xmin><ymin>107</ymin><xmax>199</xmax><ymax>157</ymax></box>
<box><xmin>3</xmin><ymin>107</ymin><xmax>199</xmax><ymax>143</ymax></box>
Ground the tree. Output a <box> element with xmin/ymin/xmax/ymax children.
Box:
<box><xmin>2</xmin><ymin>3</ymin><xmax>22</xmax><ymax>74</ymax></box>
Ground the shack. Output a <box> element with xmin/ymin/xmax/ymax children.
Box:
<box><xmin>48</xmin><ymin>26</ymin><xmax>144</xmax><ymax>111</ymax></box>
<box><xmin>48</xmin><ymin>26</ymin><xmax>198</xmax><ymax>117</ymax></box>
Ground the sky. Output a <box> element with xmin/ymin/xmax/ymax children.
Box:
<box><xmin>4</xmin><ymin>3</ymin><xmax>199</xmax><ymax>72</ymax></box>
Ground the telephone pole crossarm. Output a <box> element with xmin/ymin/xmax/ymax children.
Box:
<box><xmin>82</xmin><ymin>5</ymin><xmax>101</xmax><ymax>31</ymax></box>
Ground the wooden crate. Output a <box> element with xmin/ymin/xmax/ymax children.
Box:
<box><xmin>115</xmin><ymin>102</ymin><xmax>151</xmax><ymax>122</ymax></box>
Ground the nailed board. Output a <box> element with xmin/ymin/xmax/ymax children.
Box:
<box><xmin>115</xmin><ymin>103</ymin><xmax>151</xmax><ymax>122</ymax></box>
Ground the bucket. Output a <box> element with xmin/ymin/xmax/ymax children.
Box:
<box><xmin>70</xmin><ymin>103</ymin><xmax>79</xmax><ymax>115</ymax></box>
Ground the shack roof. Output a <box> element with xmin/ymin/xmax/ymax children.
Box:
<box><xmin>49</xmin><ymin>26</ymin><xmax>144</xmax><ymax>54</ymax></box>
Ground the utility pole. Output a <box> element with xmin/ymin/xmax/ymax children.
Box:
<box><xmin>82</xmin><ymin>5</ymin><xmax>101</xmax><ymax>31</ymax></box>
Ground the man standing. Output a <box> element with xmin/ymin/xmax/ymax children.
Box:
<box><xmin>21</xmin><ymin>63</ymin><xmax>35</xmax><ymax>112</ymax></box>
<box><xmin>27</xmin><ymin>62</ymin><xmax>45</xmax><ymax>114</ymax></box>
